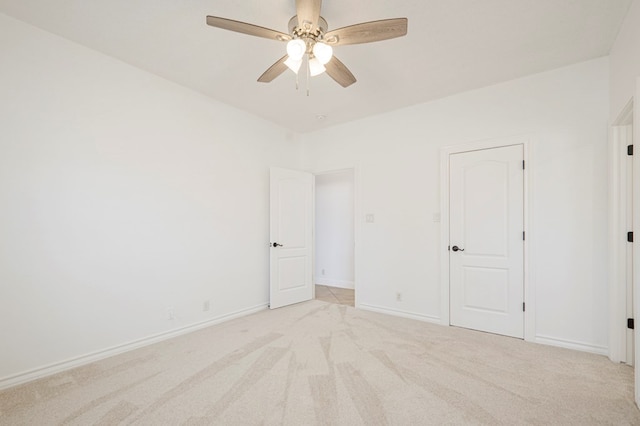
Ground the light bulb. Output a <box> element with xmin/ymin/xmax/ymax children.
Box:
<box><xmin>284</xmin><ymin>57</ymin><xmax>303</xmax><ymax>74</ymax></box>
<box><xmin>308</xmin><ymin>57</ymin><xmax>326</xmax><ymax>77</ymax></box>
<box><xmin>312</xmin><ymin>42</ymin><xmax>333</xmax><ymax>65</ymax></box>
<box><xmin>286</xmin><ymin>39</ymin><xmax>306</xmax><ymax>61</ymax></box>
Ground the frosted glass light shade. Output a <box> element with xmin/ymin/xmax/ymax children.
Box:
<box><xmin>308</xmin><ymin>57</ymin><xmax>326</xmax><ymax>76</ymax></box>
<box><xmin>284</xmin><ymin>57</ymin><xmax>303</xmax><ymax>74</ymax></box>
<box><xmin>312</xmin><ymin>42</ymin><xmax>333</xmax><ymax>65</ymax></box>
<box><xmin>286</xmin><ymin>39</ymin><xmax>306</xmax><ymax>60</ymax></box>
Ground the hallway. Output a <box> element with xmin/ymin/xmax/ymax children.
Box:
<box><xmin>315</xmin><ymin>285</ymin><xmax>354</xmax><ymax>307</ymax></box>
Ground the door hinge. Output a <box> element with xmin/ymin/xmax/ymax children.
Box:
<box><xmin>523</xmin><ymin>302</ymin><xmax>525</xmax><ymax>312</ymax></box>
<box><xmin>628</xmin><ymin>232</ymin><xmax>634</xmax><ymax>243</ymax></box>
<box><xmin>628</xmin><ymin>145</ymin><xmax>634</xmax><ymax>156</ymax></box>
<box><xmin>628</xmin><ymin>318</ymin><xmax>635</xmax><ymax>329</ymax></box>
<box><xmin>523</xmin><ymin>231</ymin><xmax>525</xmax><ymax>241</ymax></box>
<box><xmin>522</xmin><ymin>160</ymin><xmax>525</xmax><ymax>170</ymax></box>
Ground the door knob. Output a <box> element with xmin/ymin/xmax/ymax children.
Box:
<box><xmin>272</xmin><ymin>242</ymin><xmax>283</xmax><ymax>247</ymax></box>
<box><xmin>452</xmin><ymin>245</ymin><xmax>464</xmax><ymax>252</ymax></box>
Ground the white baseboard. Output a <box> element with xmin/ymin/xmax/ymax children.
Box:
<box><xmin>0</xmin><ymin>303</ymin><xmax>268</xmax><ymax>391</ymax></box>
<box><xmin>357</xmin><ymin>304</ymin><xmax>608</xmax><ymax>356</ymax></box>
<box><xmin>359</xmin><ymin>303</ymin><xmax>441</xmax><ymax>325</ymax></box>
<box><xmin>535</xmin><ymin>334</ymin><xmax>608</xmax><ymax>356</ymax></box>
<box><xmin>314</xmin><ymin>277</ymin><xmax>354</xmax><ymax>289</ymax></box>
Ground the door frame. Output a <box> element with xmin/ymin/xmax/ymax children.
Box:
<box><xmin>313</xmin><ymin>166</ymin><xmax>360</xmax><ymax>308</ymax></box>
<box><xmin>440</xmin><ymin>136</ymin><xmax>533</xmax><ymax>342</ymax></box>
<box><xmin>635</xmin><ymin>78</ymin><xmax>640</xmax><ymax>408</ymax></box>
<box><xmin>609</xmin><ymin>98</ymin><xmax>634</xmax><ymax>364</ymax></box>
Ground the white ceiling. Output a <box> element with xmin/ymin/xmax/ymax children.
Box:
<box><xmin>0</xmin><ymin>0</ymin><xmax>632</xmax><ymax>133</ymax></box>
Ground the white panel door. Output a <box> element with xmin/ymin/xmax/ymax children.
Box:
<box><xmin>449</xmin><ymin>145</ymin><xmax>524</xmax><ymax>338</ymax></box>
<box><xmin>270</xmin><ymin>167</ymin><xmax>314</xmax><ymax>309</ymax></box>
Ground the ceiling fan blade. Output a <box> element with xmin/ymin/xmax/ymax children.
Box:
<box><xmin>295</xmin><ymin>0</ymin><xmax>322</xmax><ymax>31</ymax></box>
<box><xmin>257</xmin><ymin>55</ymin><xmax>289</xmax><ymax>83</ymax></box>
<box><xmin>324</xmin><ymin>18</ymin><xmax>408</xmax><ymax>46</ymax></box>
<box><xmin>206</xmin><ymin>16</ymin><xmax>291</xmax><ymax>42</ymax></box>
<box><xmin>325</xmin><ymin>56</ymin><xmax>356</xmax><ymax>88</ymax></box>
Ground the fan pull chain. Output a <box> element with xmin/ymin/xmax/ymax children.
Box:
<box><xmin>306</xmin><ymin>55</ymin><xmax>311</xmax><ymax>97</ymax></box>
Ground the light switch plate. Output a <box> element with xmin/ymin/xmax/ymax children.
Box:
<box><xmin>365</xmin><ymin>214</ymin><xmax>375</xmax><ymax>223</ymax></box>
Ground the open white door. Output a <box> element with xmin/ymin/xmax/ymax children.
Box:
<box><xmin>270</xmin><ymin>167</ymin><xmax>314</xmax><ymax>309</ymax></box>
<box><xmin>449</xmin><ymin>144</ymin><xmax>524</xmax><ymax>338</ymax></box>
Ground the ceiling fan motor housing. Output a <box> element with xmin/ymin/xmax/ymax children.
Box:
<box><xmin>288</xmin><ymin>15</ymin><xmax>329</xmax><ymax>50</ymax></box>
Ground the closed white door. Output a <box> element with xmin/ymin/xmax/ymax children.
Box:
<box><xmin>449</xmin><ymin>144</ymin><xmax>524</xmax><ymax>338</ymax></box>
<box><xmin>270</xmin><ymin>167</ymin><xmax>314</xmax><ymax>309</ymax></box>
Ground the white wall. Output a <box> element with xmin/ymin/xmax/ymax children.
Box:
<box><xmin>315</xmin><ymin>171</ymin><xmax>355</xmax><ymax>289</ymax></box>
<box><xmin>302</xmin><ymin>58</ymin><xmax>610</xmax><ymax>354</ymax></box>
<box><xmin>610</xmin><ymin>0</ymin><xmax>640</xmax><ymax>120</ymax></box>
<box><xmin>0</xmin><ymin>14</ymin><xmax>300</xmax><ymax>386</ymax></box>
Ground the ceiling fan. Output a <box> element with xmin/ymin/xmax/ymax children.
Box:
<box><xmin>206</xmin><ymin>0</ymin><xmax>408</xmax><ymax>88</ymax></box>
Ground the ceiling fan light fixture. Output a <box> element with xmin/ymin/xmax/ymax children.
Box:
<box><xmin>284</xmin><ymin>57</ymin><xmax>303</xmax><ymax>74</ymax></box>
<box><xmin>308</xmin><ymin>57</ymin><xmax>326</xmax><ymax>77</ymax></box>
<box><xmin>207</xmin><ymin>6</ymin><xmax>408</xmax><ymax>88</ymax></box>
<box><xmin>312</xmin><ymin>42</ymin><xmax>333</xmax><ymax>65</ymax></box>
<box><xmin>286</xmin><ymin>39</ymin><xmax>306</xmax><ymax>61</ymax></box>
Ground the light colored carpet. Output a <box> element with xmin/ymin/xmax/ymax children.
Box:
<box><xmin>0</xmin><ymin>300</ymin><xmax>638</xmax><ymax>425</ymax></box>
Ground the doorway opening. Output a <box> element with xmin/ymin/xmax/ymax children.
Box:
<box><xmin>314</xmin><ymin>169</ymin><xmax>355</xmax><ymax>307</ymax></box>
<box><xmin>610</xmin><ymin>99</ymin><xmax>634</xmax><ymax>366</ymax></box>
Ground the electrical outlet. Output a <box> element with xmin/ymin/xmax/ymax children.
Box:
<box><xmin>396</xmin><ymin>292</ymin><xmax>402</xmax><ymax>302</ymax></box>
<box><xmin>322</xmin><ymin>269</ymin><xmax>325</xmax><ymax>276</ymax></box>
<box><xmin>166</xmin><ymin>307</ymin><xmax>175</xmax><ymax>320</ymax></box>
<box><xmin>203</xmin><ymin>300</ymin><xmax>210</xmax><ymax>312</ymax></box>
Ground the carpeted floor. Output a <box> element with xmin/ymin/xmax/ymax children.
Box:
<box><xmin>1</xmin><ymin>300</ymin><xmax>638</xmax><ymax>425</ymax></box>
